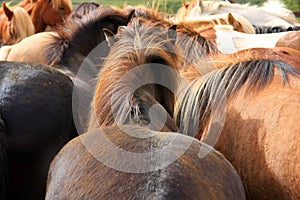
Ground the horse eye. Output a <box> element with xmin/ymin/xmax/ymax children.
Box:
<box><xmin>58</xmin><ymin>7</ymin><xmax>65</xmax><ymax>11</ymax></box>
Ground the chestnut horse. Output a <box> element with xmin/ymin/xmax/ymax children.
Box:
<box><xmin>0</xmin><ymin>61</ymin><xmax>77</xmax><ymax>199</ymax></box>
<box><xmin>46</xmin><ymin>18</ymin><xmax>246</xmax><ymax>198</ymax></box>
<box><xmin>175</xmin><ymin>47</ymin><xmax>300</xmax><ymax>199</ymax></box>
<box><xmin>0</xmin><ymin>2</ymin><xmax>35</xmax><ymax>45</ymax></box>
<box><xmin>30</xmin><ymin>0</ymin><xmax>72</xmax><ymax>32</ymax></box>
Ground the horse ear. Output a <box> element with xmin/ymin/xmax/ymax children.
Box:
<box><xmin>103</xmin><ymin>28</ymin><xmax>115</xmax><ymax>47</ymax></box>
<box><xmin>227</xmin><ymin>13</ymin><xmax>242</xmax><ymax>31</ymax></box>
<box><xmin>25</xmin><ymin>4</ymin><xmax>34</xmax><ymax>15</ymax></box>
<box><xmin>167</xmin><ymin>25</ymin><xmax>177</xmax><ymax>45</ymax></box>
<box><xmin>127</xmin><ymin>9</ymin><xmax>136</xmax><ymax>23</ymax></box>
<box><xmin>3</xmin><ymin>2</ymin><xmax>13</xmax><ymax>21</ymax></box>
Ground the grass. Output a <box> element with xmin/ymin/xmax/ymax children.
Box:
<box><xmin>72</xmin><ymin>0</ymin><xmax>183</xmax><ymax>14</ymax></box>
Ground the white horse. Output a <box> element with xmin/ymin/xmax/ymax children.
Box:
<box><xmin>214</xmin><ymin>25</ymin><xmax>293</xmax><ymax>54</ymax></box>
<box><xmin>178</xmin><ymin>0</ymin><xmax>298</xmax><ymax>28</ymax></box>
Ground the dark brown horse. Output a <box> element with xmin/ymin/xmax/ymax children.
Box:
<box><xmin>175</xmin><ymin>47</ymin><xmax>300</xmax><ymax>199</ymax></box>
<box><xmin>0</xmin><ymin>61</ymin><xmax>77</xmax><ymax>199</ymax></box>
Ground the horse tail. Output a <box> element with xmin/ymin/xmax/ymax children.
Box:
<box><xmin>0</xmin><ymin>115</ymin><xmax>8</xmax><ymax>200</ymax></box>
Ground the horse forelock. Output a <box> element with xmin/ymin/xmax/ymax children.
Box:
<box><xmin>51</xmin><ymin>0</ymin><xmax>72</xmax><ymax>11</ymax></box>
<box><xmin>176</xmin><ymin>49</ymin><xmax>299</xmax><ymax>138</ymax></box>
<box><xmin>11</xmin><ymin>7</ymin><xmax>35</xmax><ymax>40</ymax></box>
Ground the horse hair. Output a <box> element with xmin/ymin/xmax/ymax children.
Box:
<box><xmin>88</xmin><ymin>18</ymin><xmax>179</xmax><ymax>131</ymax></box>
<box><xmin>176</xmin><ymin>59</ymin><xmax>299</xmax><ymax>138</ymax></box>
<box><xmin>45</xmin><ymin>6</ymin><xmax>133</xmax><ymax>66</ymax></box>
<box><xmin>175</xmin><ymin>22</ymin><xmax>219</xmax><ymax>70</ymax></box>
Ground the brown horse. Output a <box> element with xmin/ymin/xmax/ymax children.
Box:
<box><xmin>30</xmin><ymin>0</ymin><xmax>72</xmax><ymax>32</ymax></box>
<box><xmin>175</xmin><ymin>47</ymin><xmax>300</xmax><ymax>199</ymax></box>
<box><xmin>0</xmin><ymin>2</ymin><xmax>35</xmax><ymax>45</ymax></box>
<box><xmin>46</xmin><ymin>125</ymin><xmax>245</xmax><ymax>199</ymax></box>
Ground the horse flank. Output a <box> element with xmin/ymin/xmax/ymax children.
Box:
<box><xmin>175</xmin><ymin>52</ymin><xmax>300</xmax><ymax>139</ymax></box>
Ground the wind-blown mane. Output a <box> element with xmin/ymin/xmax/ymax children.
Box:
<box><xmin>175</xmin><ymin>21</ymin><xmax>219</xmax><ymax>70</ymax></box>
<box><xmin>260</xmin><ymin>0</ymin><xmax>297</xmax><ymax>23</ymax></box>
<box><xmin>175</xmin><ymin>48</ymin><xmax>300</xmax><ymax>138</ymax></box>
<box><xmin>88</xmin><ymin>18</ymin><xmax>179</xmax><ymax>131</ymax></box>
<box><xmin>183</xmin><ymin>0</ymin><xmax>297</xmax><ymax>27</ymax></box>
<box><xmin>9</xmin><ymin>7</ymin><xmax>35</xmax><ymax>42</ymax></box>
<box><xmin>45</xmin><ymin>7</ymin><xmax>133</xmax><ymax>71</ymax></box>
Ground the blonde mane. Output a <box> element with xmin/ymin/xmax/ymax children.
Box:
<box><xmin>173</xmin><ymin>12</ymin><xmax>255</xmax><ymax>34</ymax></box>
<box><xmin>202</xmin><ymin>0</ymin><xmax>297</xmax><ymax>25</ymax></box>
<box><xmin>11</xmin><ymin>7</ymin><xmax>35</xmax><ymax>42</ymax></box>
<box><xmin>51</xmin><ymin>0</ymin><xmax>72</xmax><ymax>11</ymax></box>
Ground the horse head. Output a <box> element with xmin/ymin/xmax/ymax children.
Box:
<box><xmin>30</xmin><ymin>0</ymin><xmax>72</xmax><ymax>32</ymax></box>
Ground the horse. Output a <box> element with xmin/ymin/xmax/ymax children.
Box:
<box><xmin>0</xmin><ymin>6</ymin><xmax>134</xmax><ymax>74</ymax></box>
<box><xmin>0</xmin><ymin>2</ymin><xmax>35</xmax><ymax>45</ymax></box>
<box><xmin>210</xmin><ymin>24</ymin><xmax>296</xmax><ymax>54</ymax></box>
<box><xmin>30</xmin><ymin>0</ymin><xmax>72</xmax><ymax>32</ymax></box>
<box><xmin>178</xmin><ymin>0</ymin><xmax>298</xmax><ymax>28</ymax></box>
<box><xmin>175</xmin><ymin>47</ymin><xmax>300</xmax><ymax>199</ymax></box>
<box><xmin>87</xmin><ymin>17</ymin><xmax>179</xmax><ymax>132</ymax></box>
<box><xmin>174</xmin><ymin>10</ymin><xmax>255</xmax><ymax>34</ymax></box>
<box><xmin>46</xmin><ymin>125</ymin><xmax>246</xmax><ymax>199</ymax></box>
<box><xmin>0</xmin><ymin>61</ymin><xmax>77</xmax><ymax>199</ymax></box>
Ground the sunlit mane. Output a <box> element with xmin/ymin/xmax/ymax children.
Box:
<box><xmin>261</xmin><ymin>0</ymin><xmax>297</xmax><ymax>24</ymax></box>
<box><xmin>202</xmin><ymin>0</ymin><xmax>297</xmax><ymax>24</ymax></box>
<box><xmin>175</xmin><ymin>48</ymin><xmax>300</xmax><ymax>139</ymax></box>
<box><xmin>11</xmin><ymin>7</ymin><xmax>35</xmax><ymax>41</ymax></box>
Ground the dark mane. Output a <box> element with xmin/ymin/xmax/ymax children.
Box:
<box><xmin>176</xmin><ymin>58</ymin><xmax>299</xmax><ymax>138</ymax></box>
<box><xmin>88</xmin><ymin>18</ymin><xmax>179</xmax><ymax>131</ymax></box>
<box><xmin>175</xmin><ymin>22</ymin><xmax>219</xmax><ymax>70</ymax></box>
<box><xmin>45</xmin><ymin>6</ymin><xmax>133</xmax><ymax>71</ymax></box>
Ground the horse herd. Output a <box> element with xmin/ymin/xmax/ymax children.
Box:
<box><xmin>0</xmin><ymin>0</ymin><xmax>299</xmax><ymax>199</ymax></box>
